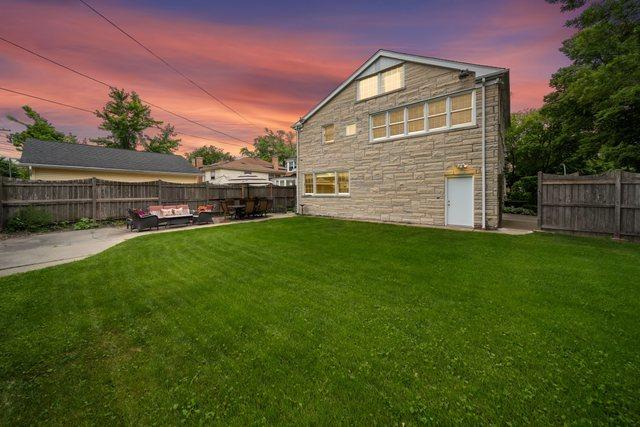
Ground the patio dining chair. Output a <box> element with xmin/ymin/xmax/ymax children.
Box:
<box><xmin>244</xmin><ymin>199</ymin><xmax>256</xmax><ymax>217</ymax></box>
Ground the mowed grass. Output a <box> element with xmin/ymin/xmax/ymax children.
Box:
<box><xmin>1</xmin><ymin>217</ymin><xmax>639</xmax><ymax>424</ymax></box>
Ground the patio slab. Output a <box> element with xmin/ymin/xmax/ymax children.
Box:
<box><xmin>0</xmin><ymin>214</ymin><xmax>293</xmax><ymax>277</ymax></box>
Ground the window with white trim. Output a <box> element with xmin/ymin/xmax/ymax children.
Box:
<box><xmin>303</xmin><ymin>171</ymin><xmax>350</xmax><ymax>196</ymax></box>
<box><xmin>322</xmin><ymin>124</ymin><xmax>335</xmax><ymax>144</ymax></box>
<box><xmin>304</xmin><ymin>174</ymin><xmax>313</xmax><ymax>194</ymax></box>
<box><xmin>371</xmin><ymin>112</ymin><xmax>387</xmax><ymax>140</ymax></box>
<box><xmin>370</xmin><ymin>90</ymin><xmax>475</xmax><ymax>142</ymax></box>
<box><xmin>357</xmin><ymin>65</ymin><xmax>405</xmax><ymax>101</ymax></box>
<box><xmin>450</xmin><ymin>92</ymin><xmax>473</xmax><ymax>126</ymax></box>
<box><xmin>428</xmin><ymin>98</ymin><xmax>447</xmax><ymax>130</ymax></box>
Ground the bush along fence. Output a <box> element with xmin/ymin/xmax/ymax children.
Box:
<box><xmin>537</xmin><ymin>170</ymin><xmax>640</xmax><ymax>241</ymax></box>
<box><xmin>0</xmin><ymin>178</ymin><xmax>296</xmax><ymax>229</ymax></box>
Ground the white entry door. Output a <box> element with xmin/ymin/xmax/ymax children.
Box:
<box><xmin>446</xmin><ymin>176</ymin><xmax>474</xmax><ymax>227</ymax></box>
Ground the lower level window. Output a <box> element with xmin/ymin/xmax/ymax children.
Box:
<box><xmin>304</xmin><ymin>171</ymin><xmax>350</xmax><ymax>196</ymax></box>
<box><xmin>315</xmin><ymin>172</ymin><xmax>335</xmax><ymax>194</ymax></box>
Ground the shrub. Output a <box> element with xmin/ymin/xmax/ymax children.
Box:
<box><xmin>73</xmin><ymin>218</ymin><xmax>99</xmax><ymax>230</ymax></box>
<box><xmin>6</xmin><ymin>207</ymin><xmax>53</xmax><ymax>232</ymax></box>
<box><xmin>503</xmin><ymin>206</ymin><xmax>537</xmax><ymax>216</ymax></box>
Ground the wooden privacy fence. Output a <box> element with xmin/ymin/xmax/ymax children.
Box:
<box><xmin>0</xmin><ymin>178</ymin><xmax>296</xmax><ymax>228</ymax></box>
<box><xmin>538</xmin><ymin>170</ymin><xmax>640</xmax><ymax>241</ymax></box>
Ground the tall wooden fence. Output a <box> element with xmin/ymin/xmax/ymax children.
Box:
<box><xmin>0</xmin><ymin>178</ymin><xmax>296</xmax><ymax>228</ymax></box>
<box><xmin>538</xmin><ymin>170</ymin><xmax>640</xmax><ymax>241</ymax></box>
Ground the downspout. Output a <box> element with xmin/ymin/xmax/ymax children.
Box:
<box><xmin>294</xmin><ymin>120</ymin><xmax>303</xmax><ymax>214</ymax></box>
<box><xmin>481</xmin><ymin>77</ymin><xmax>486</xmax><ymax>229</ymax></box>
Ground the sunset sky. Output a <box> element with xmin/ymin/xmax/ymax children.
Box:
<box><xmin>0</xmin><ymin>0</ymin><xmax>575</xmax><ymax>159</ymax></box>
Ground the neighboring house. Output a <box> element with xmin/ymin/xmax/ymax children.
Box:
<box><xmin>19</xmin><ymin>139</ymin><xmax>201</xmax><ymax>183</ymax></box>
<box><xmin>292</xmin><ymin>49</ymin><xmax>509</xmax><ymax>228</ymax></box>
<box><xmin>201</xmin><ymin>157</ymin><xmax>286</xmax><ymax>185</ymax></box>
<box><xmin>274</xmin><ymin>158</ymin><xmax>297</xmax><ymax>186</ymax></box>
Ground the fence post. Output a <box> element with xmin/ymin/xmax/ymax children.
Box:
<box><xmin>614</xmin><ymin>169</ymin><xmax>621</xmax><ymax>239</ymax></box>
<box><xmin>157</xmin><ymin>180</ymin><xmax>163</xmax><ymax>205</ymax></box>
<box><xmin>537</xmin><ymin>171</ymin><xmax>543</xmax><ymax>229</ymax></box>
<box><xmin>91</xmin><ymin>177</ymin><xmax>97</xmax><ymax>220</ymax></box>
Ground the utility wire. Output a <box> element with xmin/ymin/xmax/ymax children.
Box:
<box><xmin>0</xmin><ymin>86</ymin><xmax>247</xmax><ymax>149</ymax></box>
<box><xmin>77</xmin><ymin>0</ymin><xmax>256</xmax><ymax>126</ymax></box>
<box><xmin>0</xmin><ymin>36</ymin><xmax>252</xmax><ymax>146</ymax></box>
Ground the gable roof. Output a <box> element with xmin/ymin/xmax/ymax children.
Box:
<box><xmin>293</xmin><ymin>49</ymin><xmax>508</xmax><ymax>127</ymax></box>
<box><xmin>20</xmin><ymin>139</ymin><xmax>201</xmax><ymax>175</ymax></box>
<box><xmin>202</xmin><ymin>157</ymin><xmax>286</xmax><ymax>175</ymax></box>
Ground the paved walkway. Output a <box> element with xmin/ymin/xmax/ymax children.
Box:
<box><xmin>501</xmin><ymin>213</ymin><xmax>538</xmax><ymax>231</ymax></box>
<box><xmin>0</xmin><ymin>214</ymin><xmax>294</xmax><ymax>277</ymax></box>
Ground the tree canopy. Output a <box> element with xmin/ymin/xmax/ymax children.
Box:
<box><xmin>184</xmin><ymin>145</ymin><xmax>234</xmax><ymax>165</ymax></box>
<box><xmin>93</xmin><ymin>88</ymin><xmax>163</xmax><ymax>150</ymax></box>
<box><xmin>240</xmin><ymin>128</ymin><xmax>296</xmax><ymax>164</ymax></box>
<box><xmin>6</xmin><ymin>105</ymin><xmax>77</xmax><ymax>150</ymax></box>
<box><xmin>543</xmin><ymin>0</ymin><xmax>640</xmax><ymax>172</ymax></box>
<box><xmin>142</xmin><ymin>124</ymin><xmax>181</xmax><ymax>154</ymax></box>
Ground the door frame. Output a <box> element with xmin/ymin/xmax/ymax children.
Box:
<box><xmin>445</xmin><ymin>175</ymin><xmax>474</xmax><ymax>227</ymax></box>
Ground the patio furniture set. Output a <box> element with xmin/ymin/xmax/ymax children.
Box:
<box><xmin>127</xmin><ymin>198</ymin><xmax>271</xmax><ymax>232</ymax></box>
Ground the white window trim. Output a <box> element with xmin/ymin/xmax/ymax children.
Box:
<box><xmin>302</xmin><ymin>171</ymin><xmax>350</xmax><ymax>197</ymax></box>
<box><xmin>369</xmin><ymin>90</ymin><xmax>476</xmax><ymax>143</ymax></box>
<box><xmin>357</xmin><ymin>65</ymin><xmax>405</xmax><ymax>101</ymax></box>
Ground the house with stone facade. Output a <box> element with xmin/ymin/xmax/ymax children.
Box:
<box><xmin>292</xmin><ymin>50</ymin><xmax>509</xmax><ymax>228</ymax></box>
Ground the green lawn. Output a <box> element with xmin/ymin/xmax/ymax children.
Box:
<box><xmin>1</xmin><ymin>217</ymin><xmax>639</xmax><ymax>424</ymax></box>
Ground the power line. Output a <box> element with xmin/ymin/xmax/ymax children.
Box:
<box><xmin>0</xmin><ymin>86</ymin><xmax>247</xmax><ymax>149</ymax></box>
<box><xmin>0</xmin><ymin>36</ymin><xmax>252</xmax><ymax>146</ymax></box>
<box><xmin>77</xmin><ymin>0</ymin><xmax>256</xmax><ymax>126</ymax></box>
<box><xmin>0</xmin><ymin>87</ymin><xmax>94</xmax><ymax>113</ymax></box>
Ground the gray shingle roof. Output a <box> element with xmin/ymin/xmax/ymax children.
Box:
<box><xmin>20</xmin><ymin>139</ymin><xmax>200</xmax><ymax>175</ymax></box>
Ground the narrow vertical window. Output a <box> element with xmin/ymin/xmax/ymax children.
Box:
<box><xmin>322</xmin><ymin>124</ymin><xmax>335</xmax><ymax>144</ymax></box>
<box><xmin>407</xmin><ymin>103</ymin><xmax>425</xmax><ymax>133</ymax></box>
<box><xmin>337</xmin><ymin>172</ymin><xmax>350</xmax><ymax>194</ymax></box>
<box><xmin>345</xmin><ymin>123</ymin><xmax>356</xmax><ymax>136</ymax></box>
<box><xmin>304</xmin><ymin>174</ymin><xmax>313</xmax><ymax>194</ymax></box>
<box><xmin>450</xmin><ymin>92</ymin><xmax>473</xmax><ymax>126</ymax></box>
<box><xmin>428</xmin><ymin>98</ymin><xmax>447</xmax><ymax>130</ymax></box>
<box><xmin>389</xmin><ymin>108</ymin><xmax>405</xmax><ymax>137</ymax></box>
<box><xmin>371</xmin><ymin>112</ymin><xmax>387</xmax><ymax>140</ymax></box>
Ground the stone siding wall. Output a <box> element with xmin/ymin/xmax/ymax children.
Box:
<box><xmin>298</xmin><ymin>62</ymin><xmax>506</xmax><ymax>228</ymax></box>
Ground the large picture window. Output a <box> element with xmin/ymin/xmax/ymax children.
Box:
<box><xmin>303</xmin><ymin>171</ymin><xmax>350</xmax><ymax>196</ymax></box>
<box><xmin>357</xmin><ymin>65</ymin><xmax>405</xmax><ymax>101</ymax></box>
<box><xmin>370</xmin><ymin>90</ymin><xmax>475</xmax><ymax>142</ymax></box>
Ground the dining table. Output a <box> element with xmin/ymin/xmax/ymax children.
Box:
<box><xmin>228</xmin><ymin>202</ymin><xmax>246</xmax><ymax>219</ymax></box>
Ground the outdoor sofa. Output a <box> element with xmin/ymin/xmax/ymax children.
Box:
<box><xmin>148</xmin><ymin>204</ymin><xmax>194</xmax><ymax>227</ymax></box>
<box><xmin>127</xmin><ymin>209</ymin><xmax>160</xmax><ymax>231</ymax></box>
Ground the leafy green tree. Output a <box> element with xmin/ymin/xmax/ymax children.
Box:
<box><xmin>93</xmin><ymin>88</ymin><xmax>161</xmax><ymax>150</ymax></box>
<box><xmin>544</xmin><ymin>0</ymin><xmax>640</xmax><ymax>172</ymax></box>
<box><xmin>505</xmin><ymin>110</ymin><xmax>573</xmax><ymax>187</ymax></box>
<box><xmin>6</xmin><ymin>105</ymin><xmax>77</xmax><ymax>150</ymax></box>
<box><xmin>240</xmin><ymin>128</ymin><xmax>296</xmax><ymax>164</ymax></box>
<box><xmin>143</xmin><ymin>124</ymin><xmax>181</xmax><ymax>154</ymax></box>
<box><xmin>0</xmin><ymin>157</ymin><xmax>28</xmax><ymax>178</ymax></box>
<box><xmin>184</xmin><ymin>145</ymin><xmax>234</xmax><ymax>165</ymax></box>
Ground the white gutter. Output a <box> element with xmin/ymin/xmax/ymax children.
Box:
<box><xmin>18</xmin><ymin>163</ymin><xmax>201</xmax><ymax>176</ymax></box>
<box><xmin>481</xmin><ymin>77</ymin><xmax>486</xmax><ymax>229</ymax></box>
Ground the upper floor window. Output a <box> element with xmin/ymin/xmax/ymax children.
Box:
<box><xmin>286</xmin><ymin>159</ymin><xmax>296</xmax><ymax>172</ymax></box>
<box><xmin>370</xmin><ymin>90</ymin><xmax>476</xmax><ymax>142</ymax></box>
<box><xmin>322</xmin><ymin>124</ymin><xmax>335</xmax><ymax>144</ymax></box>
<box><xmin>357</xmin><ymin>65</ymin><xmax>405</xmax><ymax>101</ymax></box>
